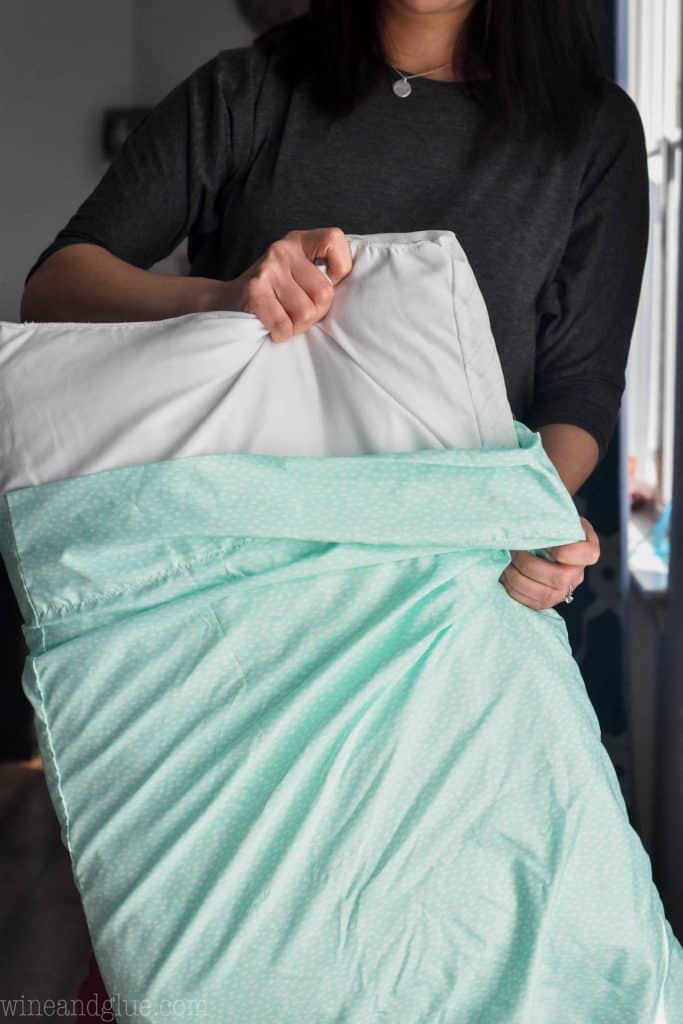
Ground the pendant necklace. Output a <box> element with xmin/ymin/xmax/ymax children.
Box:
<box><xmin>389</xmin><ymin>61</ymin><xmax>454</xmax><ymax>98</ymax></box>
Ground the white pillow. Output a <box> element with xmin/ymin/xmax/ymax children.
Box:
<box><xmin>0</xmin><ymin>229</ymin><xmax>517</xmax><ymax>492</ymax></box>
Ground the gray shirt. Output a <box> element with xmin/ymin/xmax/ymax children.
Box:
<box><xmin>25</xmin><ymin>44</ymin><xmax>650</xmax><ymax>464</ymax></box>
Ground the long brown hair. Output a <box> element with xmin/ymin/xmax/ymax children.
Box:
<box><xmin>253</xmin><ymin>1</ymin><xmax>607</xmax><ymax>162</ymax></box>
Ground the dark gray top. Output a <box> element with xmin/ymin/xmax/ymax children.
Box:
<box><xmin>25</xmin><ymin>45</ymin><xmax>650</xmax><ymax>463</ymax></box>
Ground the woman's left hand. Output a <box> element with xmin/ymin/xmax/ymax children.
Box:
<box><xmin>499</xmin><ymin>516</ymin><xmax>600</xmax><ymax>610</ymax></box>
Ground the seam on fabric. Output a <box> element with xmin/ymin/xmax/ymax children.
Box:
<box><xmin>312</xmin><ymin>321</ymin><xmax>450</xmax><ymax>447</ymax></box>
<box><xmin>36</xmin><ymin>537</ymin><xmax>254</xmax><ymax>621</ymax></box>
<box><xmin>33</xmin><ymin>527</ymin><xmax>576</xmax><ymax>623</ymax></box>
<box><xmin>36</xmin><ymin>548</ymin><xmax>495</xmax><ymax>658</ymax></box>
<box><xmin>350</xmin><ymin>240</ymin><xmax>435</xmax><ymax>249</ymax></box>
<box><xmin>653</xmin><ymin>916</ymin><xmax>672</xmax><ymax>1023</ymax></box>
<box><xmin>13</xmin><ymin>310</ymin><xmax>266</xmax><ymax>330</ymax></box>
<box><xmin>347</xmin><ymin>236</ymin><xmax>450</xmax><ymax>250</ymax></box>
<box><xmin>35</xmin><ymin>536</ymin><xmax>455</xmax><ymax>620</ymax></box>
<box><xmin>30</xmin><ymin>655</ymin><xmax>84</xmax><ymax>895</ymax></box>
<box><xmin>447</xmin><ymin>245</ymin><xmax>484</xmax><ymax>448</ymax></box>
<box><xmin>4</xmin><ymin>496</ymin><xmax>46</xmax><ymax>651</ymax></box>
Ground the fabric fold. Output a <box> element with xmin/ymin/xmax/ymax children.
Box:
<box><xmin>1</xmin><ymin>421</ymin><xmax>585</xmax><ymax>650</ymax></box>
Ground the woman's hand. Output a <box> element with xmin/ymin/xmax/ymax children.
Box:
<box><xmin>203</xmin><ymin>227</ymin><xmax>353</xmax><ymax>341</ymax></box>
<box><xmin>499</xmin><ymin>515</ymin><xmax>600</xmax><ymax>610</ymax></box>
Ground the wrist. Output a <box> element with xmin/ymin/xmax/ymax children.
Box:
<box><xmin>192</xmin><ymin>276</ymin><xmax>242</xmax><ymax>314</ymax></box>
<box><xmin>191</xmin><ymin>277</ymin><xmax>225</xmax><ymax>314</ymax></box>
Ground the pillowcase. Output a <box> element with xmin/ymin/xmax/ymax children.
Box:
<box><xmin>1</xmin><ymin>230</ymin><xmax>680</xmax><ymax>1024</ymax></box>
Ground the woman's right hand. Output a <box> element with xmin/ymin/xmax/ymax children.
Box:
<box><xmin>206</xmin><ymin>227</ymin><xmax>354</xmax><ymax>342</ymax></box>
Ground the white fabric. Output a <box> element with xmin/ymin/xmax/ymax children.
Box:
<box><xmin>0</xmin><ymin>229</ymin><xmax>517</xmax><ymax>492</ymax></box>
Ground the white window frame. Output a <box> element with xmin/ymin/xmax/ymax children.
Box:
<box><xmin>619</xmin><ymin>0</ymin><xmax>681</xmax><ymax>588</ymax></box>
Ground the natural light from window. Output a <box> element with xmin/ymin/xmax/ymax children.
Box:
<box><xmin>622</xmin><ymin>0</ymin><xmax>681</xmax><ymax>591</ymax></box>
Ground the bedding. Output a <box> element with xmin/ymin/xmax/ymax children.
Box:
<box><xmin>1</xmin><ymin>229</ymin><xmax>681</xmax><ymax>1023</ymax></box>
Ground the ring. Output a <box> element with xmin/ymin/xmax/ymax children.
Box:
<box><xmin>564</xmin><ymin>583</ymin><xmax>575</xmax><ymax>604</ymax></box>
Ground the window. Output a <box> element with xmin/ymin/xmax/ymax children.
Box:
<box><xmin>620</xmin><ymin>0</ymin><xmax>681</xmax><ymax>589</ymax></box>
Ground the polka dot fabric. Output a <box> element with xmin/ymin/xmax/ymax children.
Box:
<box><xmin>1</xmin><ymin>423</ymin><xmax>681</xmax><ymax>1022</ymax></box>
<box><xmin>1</xmin><ymin>233</ymin><xmax>681</xmax><ymax>1022</ymax></box>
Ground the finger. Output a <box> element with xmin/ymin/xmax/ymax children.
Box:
<box><xmin>270</xmin><ymin>268</ymin><xmax>328</xmax><ymax>338</ymax></box>
<box><xmin>545</xmin><ymin>517</ymin><xmax>600</xmax><ymax>566</ymax></box>
<box><xmin>243</xmin><ymin>285</ymin><xmax>294</xmax><ymax>343</ymax></box>
<box><xmin>502</xmin><ymin>562</ymin><xmax>583</xmax><ymax>609</ymax></box>
<box><xmin>499</xmin><ymin>573</ymin><xmax>552</xmax><ymax>610</ymax></box>
<box><xmin>509</xmin><ymin>550</ymin><xmax>583</xmax><ymax>591</ymax></box>
<box><xmin>503</xmin><ymin>562</ymin><xmax>562</xmax><ymax>608</ymax></box>
<box><xmin>501</xmin><ymin>566</ymin><xmax>578</xmax><ymax>611</ymax></box>
<box><xmin>288</xmin><ymin>255</ymin><xmax>336</xmax><ymax>314</ymax></box>
<box><xmin>300</xmin><ymin>227</ymin><xmax>353</xmax><ymax>284</ymax></box>
<box><xmin>251</xmin><ymin>238</ymin><xmax>335</xmax><ymax>336</ymax></box>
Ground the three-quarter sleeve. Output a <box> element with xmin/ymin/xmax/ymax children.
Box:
<box><xmin>527</xmin><ymin>82</ymin><xmax>650</xmax><ymax>465</ymax></box>
<box><xmin>24</xmin><ymin>51</ymin><xmax>238</xmax><ymax>286</ymax></box>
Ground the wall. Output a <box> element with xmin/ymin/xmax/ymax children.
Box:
<box><xmin>0</xmin><ymin>0</ymin><xmax>137</xmax><ymax>321</ymax></box>
<box><xmin>133</xmin><ymin>0</ymin><xmax>254</xmax><ymax>275</ymax></box>
<box><xmin>0</xmin><ymin>1</ymin><xmax>253</xmax><ymax>321</ymax></box>
<box><xmin>135</xmin><ymin>0</ymin><xmax>253</xmax><ymax>105</ymax></box>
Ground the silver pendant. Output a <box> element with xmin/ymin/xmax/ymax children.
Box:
<box><xmin>392</xmin><ymin>78</ymin><xmax>412</xmax><ymax>98</ymax></box>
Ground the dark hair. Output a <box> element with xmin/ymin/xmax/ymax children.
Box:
<box><xmin>253</xmin><ymin>1</ymin><xmax>607</xmax><ymax>163</ymax></box>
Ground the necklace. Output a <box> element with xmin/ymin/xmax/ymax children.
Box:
<box><xmin>389</xmin><ymin>61</ymin><xmax>454</xmax><ymax>98</ymax></box>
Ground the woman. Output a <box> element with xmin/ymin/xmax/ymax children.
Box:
<box><xmin>20</xmin><ymin>0</ymin><xmax>648</xmax><ymax>1015</ymax></box>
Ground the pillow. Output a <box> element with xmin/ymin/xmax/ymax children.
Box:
<box><xmin>0</xmin><ymin>229</ymin><xmax>516</xmax><ymax>492</ymax></box>
<box><xmin>1</xmin><ymin>230</ymin><xmax>680</xmax><ymax>1024</ymax></box>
